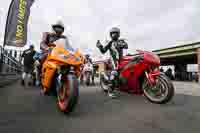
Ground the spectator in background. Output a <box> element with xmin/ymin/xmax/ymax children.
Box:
<box><xmin>193</xmin><ymin>72</ymin><xmax>199</xmax><ymax>82</ymax></box>
<box><xmin>160</xmin><ymin>67</ymin><xmax>164</xmax><ymax>72</ymax></box>
<box><xmin>20</xmin><ymin>45</ymin><xmax>36</xmax><ymax>86</ymax></box>
<box><xmin>33</xmin><ymin>51</ymin><xmax>42</xmax><ymax>86</ymax></box>
<box><xmin>80</xmin><ymin>54</ymin><xmax>94</xmax><ymax>85</ymax></box>
<box><xmin>165</xmin><ymin>68</ymin><xmax>174</xmax><ymax>80</ymax></box>
<box><xmin>92</xmin><ymin>64</ymin><xmax>99</xmax><ymax>85</ymax></box>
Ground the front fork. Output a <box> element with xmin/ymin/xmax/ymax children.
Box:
<box><xmin>56</xmin><ymin>74</ymin><xmax>62</xmax><ymax>93</ymax></box>
<box><xmin>145</xmin><ymin>69</ymin><xmax>160</xmax><ymax>85</ymax></box>
<box><xmin>56</xmin><ymin>66</ymin><xmax>75</xmax><ymax>91</ymax></box>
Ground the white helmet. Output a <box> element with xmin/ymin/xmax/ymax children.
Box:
<box><xmin>110</xmin><ymin>27</ymin><xmax>120</xmax><ymax>34</ymax></box>
<box><xmin>52</xmin><ymin>20</ymin><xmax>65</xmax><ymax>32</ymax></box>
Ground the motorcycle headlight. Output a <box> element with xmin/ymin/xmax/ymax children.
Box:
<box><xmin>70</xmin><ymin>66</ymin><xmax>75</xmax><ymax>71</ymax></box>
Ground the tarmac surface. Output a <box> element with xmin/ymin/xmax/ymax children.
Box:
<box><xmin>0</xmin><ymin>81</ymin><xmax>200</xmax><ymax>133</ymax></box>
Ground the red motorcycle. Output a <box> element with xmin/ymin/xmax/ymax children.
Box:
<box><xmin>100</xmin><ymin>50</ymin><xmax>174</xmax><ymax>104</ymax></box>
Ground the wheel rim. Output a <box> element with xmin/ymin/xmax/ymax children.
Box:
<box><xmin>143</xmin><ymin>77</ymin><xmax>169</xmax><ymax>102</ymax></box>
<box><xmin>58</xmin><ymin>80</ymin><xmax>70</xmax><ymax>111</ymax></box>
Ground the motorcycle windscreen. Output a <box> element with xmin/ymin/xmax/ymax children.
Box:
<box><xmin>51</xmin><ymin>38</ymin><xmax>83</xmax><ymax>65</ymax></box>
<box><xmin>54</xmin><ymin>38</ymin><xmax>75</xmax><ymax>52</ymax></box>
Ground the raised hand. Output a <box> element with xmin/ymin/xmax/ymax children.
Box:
<box><xmin>96</xmin><ymin>40</ymin><xmax>102</xmax><ymax>48</ymax></box>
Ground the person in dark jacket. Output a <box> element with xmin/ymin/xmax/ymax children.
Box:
<box><xmin>96</xmin><ymin>27</ymin><xmax>128</xmax><ymax>98</ymax></box>
<box><xmin>21</xmin><ymin>45</ymin><xmax>36</xmax><ymax>86</ymax></box>
<box><xmin>165</xmin><ymin>68</ymin><xmax>174</xmax><ymax>80</ymax></box>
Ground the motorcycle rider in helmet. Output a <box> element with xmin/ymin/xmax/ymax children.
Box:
<box><xmin>36</xmin><ymin>20</ymin><xmax>68</xmax><ymax>86</ymax></box>
<box><xmin>80</xmin><ymin>54</ymin><xmax>94</xmax><ymax>85</ymax></box>
<box><xmin>85</xmin><ymin>54</ymin><xmax>96</xmax><ymax>85</ymax></box>
<box><xmin>85</xmin><ymin>54</ymin><xmax>92</xmax><ymax>64</ymax></box>
<box><xmin>40</xmin><ymin>20</ymin><xmax>66</xmax><ymax>64</ymax></box>
<box><xmin>96</xmin><ymin>27</ymin><xmax>128</xmax><ymax>98</ymax></box>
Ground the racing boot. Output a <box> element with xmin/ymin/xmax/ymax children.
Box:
<box><xmin>108</xmin><ymin>70</ymin><xmax>120</xmax><ymax>98</ymax></box>
<box><xmin>21</xmin><ymin>72</ymin><xmax>26</xmax><ymax>86</ymax></box>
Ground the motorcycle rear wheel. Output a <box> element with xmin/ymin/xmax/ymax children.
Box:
<box><xmin>143</xmin><ymin>73</ymin><xmax>174</xmax><ymax>104</ymax></box>
<box><xmin>57</xmin><ymin>74</ymin><xmax>79</xmax><ymax>114</ymax></box>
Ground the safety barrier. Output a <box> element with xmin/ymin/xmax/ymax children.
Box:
<box><xmin>0</xmin><ymin>46</ymin><xmax>22</xmax><ymax>74</ymax></box>
<box><xmin>0</xmin><ymin>46</ymin><xmax>22</xmax><ymax>86</ymax></box>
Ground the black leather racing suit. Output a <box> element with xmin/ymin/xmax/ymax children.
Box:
<box><xmin>98</xmin><ymin>39</ymin><xmax>128</xmax><ymax>70</ymax></box>
<box><xmin>97</xmin><ymin>39</ymin><xmax>128</xmax><ymax>91</ymax></box>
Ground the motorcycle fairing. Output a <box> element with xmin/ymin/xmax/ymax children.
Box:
<box><xmin>42</xmin><ymin>61</ymin><xmax>57</xmax><ymax>88</ymax></box>
<box><xmin>42</xmin><ymin>39</ymin><xmax>84</xmax><ymax>89</ymax></box>
<box><xmin>118</xmin><ymin>50</ymin><xmax>160</xmax><ymax>95</ymax></box>
<box><xmin>137</xmin><ymin>50</ymin><xmax>160</xmax><ymax>65</ymax></box>
<box><xmin>119</xmin><ymin>55</ymin><xmax>143</xmax><ymax>72</ymax></box>
<box><xmin>49</xmin><ymin>47</ymin><xmax>83</xmax><ymax>66</ymax></box>
<box><xmin>119</xmin><ymin>61</ymin><xmax>147</xmax><ymax>95</ymax></box>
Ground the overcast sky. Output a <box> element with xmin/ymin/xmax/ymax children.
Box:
<box><xmin>1</xmin><ymin>0</ymin><xmax>200</xmax><ymax>57</ymax></box>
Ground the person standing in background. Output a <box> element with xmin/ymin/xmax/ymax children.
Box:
<box><xmin>20</xmin><ymin>45</ymin><xmax>36</xmax><ymax>86</ymax></box>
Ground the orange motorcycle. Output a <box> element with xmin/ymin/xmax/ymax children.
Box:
<box><xmin>41</xmin><ymin>38</ymin><xmax>84</xmax><ymax>114</ymax></box>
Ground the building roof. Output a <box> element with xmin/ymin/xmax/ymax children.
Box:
<box><xmin>153</xmin><ymin>41</ymin><xmax>200</xmax><ymax>54</ymax></box>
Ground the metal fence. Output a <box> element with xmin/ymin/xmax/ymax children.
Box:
<box><xmin>0</xmin><ymin>46</ymin><xmax>22</xmax><ymax>74</ymax></box>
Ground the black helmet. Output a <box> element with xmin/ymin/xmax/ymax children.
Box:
<box><xmin>29</xmin><ymin>44</ymin><xmax>34</xmax><ymax>49</ymax></box>
<box><xmin>110</xmin><ymin>27</ymin><xmax>120</xmax><ymax>41</ymax></box>
<box><xmin>85</xmin><ymin>54</ymin><xmax>90</xmax><ymax>59</ymax></box>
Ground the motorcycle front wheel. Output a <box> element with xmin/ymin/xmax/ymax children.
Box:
<box><xmin>100</xmin><ymin>72</ymin><xmax>109</xmax><ymax>93</ymax></box>
<box><xmin>56</xmin><ymin>74</ymin><xmax>79</xmax><ymax>114</ymax></box>
<box><xmin>142</xmin><ymin>73</ymin><xmax>174</xmax><ymax>104</ymax></box>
